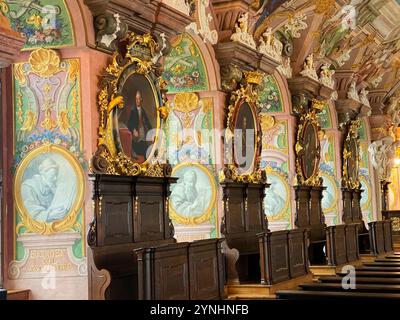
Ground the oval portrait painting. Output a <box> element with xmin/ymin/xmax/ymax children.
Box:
<box><xmin>15</xmin><ymin>145</ymin><xmax>84</xmax><ymax>232</ymax></box>
<box><xmin>116</xmin><ymin>73</ymin><xmax>159</xmax><ymax>164</ymax></box>
<box><xmin>264</xmin><ymin>173</ymin><xmax>288</xmax><ymax>220</ymax></box>
<box><xmin>302</xmin><ymin>122</ymin><xmax>318</xmax><ymax>178</ymax></box>
<box><xmin>170</xmin><ymin>164</ymin><xmax>216</xmax><ymax>224</ymax></box>
<box><xmin>233</xmin><ymin>101</ymin><xmax>256</xmax><ymax>173</ymax></box>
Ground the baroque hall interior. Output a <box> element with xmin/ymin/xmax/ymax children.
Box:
<box><xmin>0</xmin><ymin>0</ymin><xmax>400</xmax><ymax>302</ymax></box>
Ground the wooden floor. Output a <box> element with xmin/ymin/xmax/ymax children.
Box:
<box><xmin>276</xmin><ymin>252</ymin><xmax>400</xmax><ymax>300</ymax></box>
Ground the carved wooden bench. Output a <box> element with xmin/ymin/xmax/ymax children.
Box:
<box><xmin>135</xmin><ymin>239</ymin><xmax>225</xmax><ymax>300</ymax></box>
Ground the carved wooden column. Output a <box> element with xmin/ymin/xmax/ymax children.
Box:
<box><xmin>352</xmin><ymin>188</ymin><xmax>365</xmax><ymax>230</ymax></box>
<box><xmin>310</xmin><ymin>186</ymin><xmax>326</xmax><ymax>240</ymax></box>
<box><xmin>381</xmin><ymin>181</ymin><xmax>390</xmax><ymax>212</ymax></box>
<box><xmin>288</xmin><ymin>74</ymin><xmax>333</xmax><ymax>240</ymax></box>
<box><xmin>341</xmin><ymin>187</ymin><xmax>353</xmax><ymax>224</ymax></box>
<box><xmin>294</xmin><ymin>185</ymin><xmax>311</xmax><ymax>228</ymax></box>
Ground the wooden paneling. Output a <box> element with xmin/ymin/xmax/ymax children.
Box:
<box><xmin>369</xmin><ymin>221</ymin><xmax>393</xmax><ymax>256</ymax></box>
<box><xmin>289</xmin><ymin>229</ymin><xmax>309</xmax><ymax>278</ymax></box>
<box><xmin>326</xmin><ymin>224</ymin><xmax>359</xmax><ymax>266</ymax></box>
<box><xmin>136</xmin><ymin>239</ymin><xmax>225</xmax><ymax>300</ymax></box>
<box><xmin>345</xmin><ymin>224</ymin><xmax>359</xmax><ymax>262</ymax></box>
<box><xmin>383</xmin><ymin>220</ymin><xmax>394</xmax><ymax>253</ymax></box>
<box><xmin>87</xmin><ymin>174</ymin><xmax>176</xmax><ymax>300</ymax></box>
<box><xmin>326</xmin><ymin>225</ymin><xmax>347</xmax><ymax>266</ymax></box>
<box><xmin>258</xmin><ymin>229</ymin><xmax>309</xmax><ymax>285</ymax></box>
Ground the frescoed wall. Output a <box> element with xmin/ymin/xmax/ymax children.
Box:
<box><xmin>259</xmin><ymin>77</ymin><xmax>292</xmax><ymax>230</ymax></box>
<box><xmin>258</xmin><ymin>75</ymin><xmax>284</xmax><ymax>113</ymax></box>
<box><xmin>161</xmin><ymin>31</ymin><xmax>219</xmax><ymax>241</ymax></box>
<box><xmin>359</xmin><ymin>119</ymin><xmax>375</xmax><ymax>223</ymax></box>
<box><xmin>389</xmin><ymin>165</ymin><xmax>400</xmax><ymax>210</ymax></box>
<box><xmin>9</xmin><ymin>48</ymin><xmax>87</xmax><ymax>298</ymax></box>
<box><xmin>2</xmin><ymin>0</ymin><xmax>74</xmax><ymax>49</ymax></box>
<box><xmin>318</xmin><ymin>104</ymin><xmax>340</xmax><ymax>225</ymax></box>
<box><xmin>165</xmin><ymin>92</ymin><xmax>217</xmax><ymax>240</ymax></box>
<box><xmin>163</xmin><ymin>33</ymin><xmax>209</xmax><ymax>93</ymax></box>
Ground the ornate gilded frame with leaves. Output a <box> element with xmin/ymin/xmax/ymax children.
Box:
<box><xmin>92</xmin><ymin>32</ymin><xmax>171</xmax><ymax>177</ymax></box>
<box><xmin>295</xmin><ymin>99</ymin><xmax>324</xmax><ymax>187</ymax></box>
<box><xmin>342</xmin><ymin>119</ymin><xmax>361</xmax><ymax>189</ymax></box>
<box><xmin>221</xmin><ymin>71</ymin><xmax>265</xmax><ymax>183</ymax></box>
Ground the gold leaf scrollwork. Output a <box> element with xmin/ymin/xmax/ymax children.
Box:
<box><xmin>342</xmin><ymin>119</ymin><xmax>361</xmax><ymax>189</ymax></box>
<box><xmin>93</xmin><ymin>32</ymin><xmax>168</xmax><ymax>177</ymax></box>
<box><xmin>295</xmin><ymin>105</ymin><xmax>323</xmax><ymax>187</ymax></box>
<box><xmin>224</xmin><ymin>70</ymin><xmax>264</xmax><ymax>183</ymax></box>
<box><xmin>29</xmin><ymin>48</ymin><xmax>63</xmax><ymax>78</ymax></box>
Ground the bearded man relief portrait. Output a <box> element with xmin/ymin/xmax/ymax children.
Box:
<box><xmin>20</xmin><ymin>152</ymin><xmax>78</xmax><ymax>223</ymax></box>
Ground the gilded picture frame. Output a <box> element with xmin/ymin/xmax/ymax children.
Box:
<box><xmin>92</xmin><ymin>32</ymin><xmax>170</xmax><ymax>177</ymax></box>
<box><xmin>295</xmin><ymin>99</ymin><xmax>324</xmax><ymax>187</ymax></box>
<box><xmin>342</xmin><ymin>119</ymin><xmax>361</xmax><ymax>189</ymax></box>
<box><xmin>169</xmin><ymin>163</ymin><xmax>217</xmax><ymax>225</ymax></box>
<box><xmin>222</xmin><ymin>71</ymin><xmax>264</xmax><ymax>183</ymax></box>
<box><xmin>14</xmin><ymin>144</ymin><xmax>84</xmax><ymax>235</ymax></box>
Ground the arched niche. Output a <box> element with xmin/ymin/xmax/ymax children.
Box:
<box><xmin>1</xmin><ymin>0</ymin><xmax>95</xmax><ymax>51</ymax></box>
<box><xmin>163</xmin><ymin>33</ymin><xmax>212</xmax><ymax>93</ymax></box>
<box><xmin>162</xmin><ymin>32</ymin><xmax>220</xmax><ymax>241</ymax></box>
<box><xmin>317</xmin><ymin>102</ymin><xmax>340</xmax><ymax>226</ymax></box>
<box><xmin>258</xmin><ymin>71</ymin><xmax>295</xmax><ymax>231</ymax></box>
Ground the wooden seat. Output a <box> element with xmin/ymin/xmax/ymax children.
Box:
<box><xmin>87</xmin><ymin>174</ymin><xmax>226</xmax><ymax>300</ymax></box>
<box><xmin>364</xmin><ymin>262</ymin><xmax>400</xmax><ymax>267</ymax></box>
<box><xmin>357</xmin><ymin>266</ymin><xmax>400</xmax><ymax>272</ymax></box>
<box><xmin>276</xmin><ymin>290</ymin><xmax>400</xmax><ymax>300</ymax></box>
<box><xmin>299</xmin><ymin>282</ymin><xmax>400</xmax><ymax>293</ymax></box>
<box><xmin>386</xmin><ymin>255</ymin><xmax>400</xmax><ymax>259</ymax></box>
<box><xmin>319</xmin><ymin>276</ymin><xmax>400</xmax><ymax>285</ymax></box>
<box><xmin>376</xmin><ymin>258</ymin><xmax>400</xmax><ymax>262</ymax></box>
<box><xmin>6</xmin><ymin>289</ymin><xmax>30</xmax><ymax>300</ymax></box>
<box><xmin>337</xmin><ymin>271</ymin><xmax>400</xmax><ymax>278</ymax></box>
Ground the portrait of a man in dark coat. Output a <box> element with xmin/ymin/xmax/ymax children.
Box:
<box><xmin>127</xmin><ymin>90</ymin><xmax>152</xmax><ymax>160</ymax></box>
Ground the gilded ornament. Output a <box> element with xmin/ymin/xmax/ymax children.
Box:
<box><xmin>20</xmin><ymin>110</ymin><xmax>36</xmax><ymax>133</ymax></box>
<box><xmin>29</xmin><ymin>48</ymin><xmax>62</xmax><ymax>78</ymax></box>
<box><xmin>223</xmin><ymin>70</ymin><xmax>263</xmax><ymax>183</ymax></box>
<box><xmin>314</xmin><ymin>0</ymin><xmax>336</xmax><ymax>15</ymax></box>
<box><xmin>14</xmin><ymin>63</ymin><xmax>27</xmax><ymax>86</ymax></box>
<box><xmin>260</xmin><ymin>114</ymin><xmax>275</xmax><ymax>131</ymax></box>
<box><xmin>93</xmin><ymin>32</ymin><xmax>168</xmax><ymax>177</ymax></box>
<box><xmin>243</xmin><ymin>70</ymin><xmax>263</xmax><ymax>86</ymax></box>
<box><xmin>295</xmin><ymin>109</ymin><xmax>322</xmax><ymax>187</ymax></box>
<box><xmin>173</xmin><ymin>92</ymin><xmax>199</xmax><ymax>113</ymax></box>
<box><xmin>58</xmin><ymin>109</ymin><xmax>71</xmax><ymax>134</ymax></box>
<box><xmin>342</xmin><ymin>119</ymin><xmax>361</xmax><ymax>189</ymax></box>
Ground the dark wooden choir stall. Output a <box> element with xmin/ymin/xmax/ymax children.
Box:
<box><xmin>292</xmin><ymin>101</ymin><xmax>363</xmax><ymax>277</ymax></box>
<box><xmin>87</xmin><ymin>32</ymin><xmax>225</xmax><ymax>300</ymax></box>
<box><xmin>275</xmin><ymin>120</ymin><xmax>396</xmax><ymax>300</ymax></box>
<box><xmin>220</xmin><ymin>71</ymin><xmax>312</xmax><ymax>299</ymax></box>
